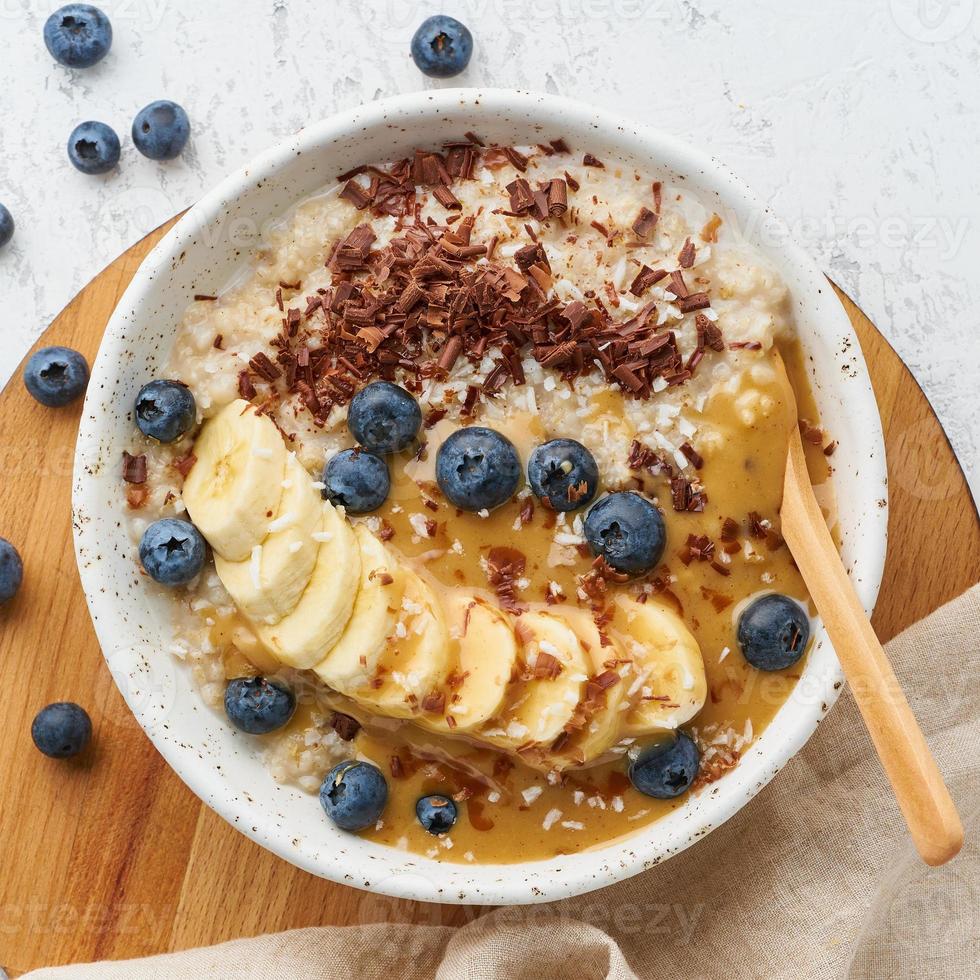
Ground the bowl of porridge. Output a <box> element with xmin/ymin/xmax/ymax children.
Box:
<box><xmin>72</xmin><ymin>89</ymin><xmax>887</xmax><ymax>904</ymax></box>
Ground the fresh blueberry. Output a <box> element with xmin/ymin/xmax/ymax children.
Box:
<box><xmin>347</xmin><ymin>381</ymin><xmax>422</xmax><ymax>454</ymax></box>
<box><xmin>410</xmin><ymin>15</ymin><xmax>473</xmax><ymax>78</ymax></box>
<box><xmin>320</xmin><ymin>760</ymin><xmax>388</xmax><ymax>832</ymax></box>
<box><xmin>322</xmin><ymin>448</ymin><xmax>390</xmax><ymax>513</ymax></box>
<box><xmin>132</xmin><ymin>100</ymin><xmax>190</xmax><ymax>161</ymax></box>
<box><xmin>0</xmin><ymin>539</ymin><xmax>23</xmax><ymax>604</ymax></box>
<box><xmin>435</xmin><ymin>426</ymin><xmax>521</xmax><ymax>512</ymax></box>
<box><xmin>23</xmin><ymin>346</ymin><xmax>89</xmax><ymax>407</ymax></box>
<box><xmin>44</xmin><ymin>4</ymin><xmax>112</xmax><ymax>68</ymax></box>
<box><xmin>0</xmin><ymin>204</ymin><xmax>14</xmax><ymax>249</ymax></box>
<box><xmin>135</xmin><ymin>379</ymin><xmax>196</xmax><ymax>442</ymax></box>
<box><xmin>139</xmin><ymin>518</ymin><xmax>205</xmax><ymax>586</ymax></box>
<box><xmin>584</xmin><ymin>492</ymin><xmax>666</xmax><ymax>576</ymax></box>
<box><xmin>629</xmin><ymin>731</ymin><xmax>700</xmax><ymax>799</ymax></box>
<box><xmin>31</xmin><ymin>702</ymin><xmax>92</xmax><ymax>758</ymax></box>
<box><xmin>528</xmin><ymin>438</ymin><xmax>599</xmax><ymax>512</ymax></box>
<box><xmin>224</xmin><ymin>677</ymin><xmax>296</xmax><ymax>735</ymax></box>
<box><xmin>416</xmin><ymin>794</ymin><xmax>458</xmax><ymax>835</ymax></box>
<box><xmin>67</xmin><ymin>120</ymin><xmax>120</xmax><ymax>175</ymax></box>
<box><xmin>737</xmin><ymin>593</ymin><xmax>811</xmax><ymax>671</ymax></box>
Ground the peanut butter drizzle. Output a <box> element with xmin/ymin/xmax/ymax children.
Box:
<box><xmin>213</xmin><ymin>339</ymin><xmax>834</xmax><ymax>863</ymax></box>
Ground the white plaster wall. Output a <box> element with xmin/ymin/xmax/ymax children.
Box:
<box><xmin>0</xmin><ymin>0</ymin><xmax>976</xmax><ymax>496</ymax></box>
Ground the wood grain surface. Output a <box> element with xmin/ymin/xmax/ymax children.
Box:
<box><xmin>0</xmin><ymin>223</ymin><xmax>976</xmax><ymax>974</ymax></box>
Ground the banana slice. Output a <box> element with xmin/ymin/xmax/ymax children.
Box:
<box><xmin>254</xmin><ymin>500</ymin><xmax>361</xmax><ymax>669</ymax></box>
<box><xmin>213</xmin><ymin>453</ymin><xmax>323</xmax><ymax>624</ymax></box>
<box><xmin>314</xmin><ymin>524</ymin><xmax>406</xmax><ymax>693</ymax></box>
<box><xmin>421</xmin><ymin>593</ymin><xmax>519</xmax><ymax>733</ymax></box>
<box><xmin>482</xmin><ymin>609</ymin><xmax>590</xmax><ymax>748</ymax></box>
<box><xmin>182</xmin><ymin>399</ymin><xmax>288</xmax><ymax>562</ymax></box>
<box><xmin>353</xmin><ymin>570</ymin><xmax>452</xmax><ymax>719</ymax></box>
<box><xmin>614</xmin><ymin>595</ymin><xmax>707</xmax><ymax>734</ymax></box>
<box><xmin>557</xmin><ymin>606</ymin><xmax>632</xmax><ymax>765</ymax></box>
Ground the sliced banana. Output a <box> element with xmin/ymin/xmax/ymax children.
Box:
<box><xmin>254</xmin><ymin>500</ymin><xmax>361</xmax><ymax>669</ymax></box>
<box><xmin>354</xmin><ymin>569</ymin><xmax>452</xmax><ymax>719</ymax></box>
<box><xmin>421</xmin><ymin>593</ymin><xmax>519</xmax><ymax>733</ymax></box>
<box><xmin>182</xmin><ymin>399</ymin><xmax>288</xmax><ymax>562</ymax></box>
<box><xmin>314</xmin><ymin>524</ymin><xmax>406</xmax><ymax>693</ymax></box>
<box><xmin>614</xmin><ymin>595</ymin><xmax>707</xmax><ymax>734</ymax></box>
<box><xmin>558</xmin><ymin>606</ymin><xmax>632</xmax><ymax>765</ymax></box>
<box><xmin>213</xmin><ymin>453</ymin><xmax>323</xmax><ymax>624</ymax></box>
<box><xmin>482</xmin><ymin>609</ymin><xmax>590</xmax><ymax>748</ymax></box>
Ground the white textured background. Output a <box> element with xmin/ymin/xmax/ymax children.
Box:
<box><xmin>0</xmin><ymin>0</ymin><xmax>976</xmax><ymax>497</ymax></box>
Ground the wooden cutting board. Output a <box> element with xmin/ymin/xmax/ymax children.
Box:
<box><xmin>0</xmin><ymin>220</ymin><xmax>976</xmax><ymax>975</ymax></box>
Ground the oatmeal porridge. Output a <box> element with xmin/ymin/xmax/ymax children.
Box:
<box><xmin>122</xmin><ymin>136</ymin><xmax>837</xmax><ymax>863</ymax></box>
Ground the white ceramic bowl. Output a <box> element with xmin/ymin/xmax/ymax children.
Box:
<box><xmin>73</xmin><ymin>89</ymin><xmax>888</xmax><ymax>906</ymax></box>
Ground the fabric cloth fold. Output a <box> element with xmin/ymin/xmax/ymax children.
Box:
<box><xmin>25</xmin><ymin>586</ymin><xmax>979</xmax><ymax>979</ymax></box>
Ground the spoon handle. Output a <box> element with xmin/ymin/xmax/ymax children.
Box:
<box><xmin>781</xmin><ymin>428</ymin><xmax>963</xmax><ymax>866</ymax></box>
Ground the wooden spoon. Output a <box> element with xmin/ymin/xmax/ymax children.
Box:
<box><xmin>781</xmin><ymin>423</ymin><xmax>963</xmax><ymax>866</ymax></box>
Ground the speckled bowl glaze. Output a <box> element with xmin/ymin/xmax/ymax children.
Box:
<box><xmin>73</xmin><ymin>89</ymin><xmax>888</xmax><ymax>906</ymax></box>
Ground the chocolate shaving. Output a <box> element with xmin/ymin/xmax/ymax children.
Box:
<box><xmin>486</xmin><ymin>546</ymin><xmax>527</xmax><ymax>615</ymax></box>
<box><xmin>629</xmin><ymin>265</ymin><xmax>667</xmax><ymax>297</ymax></box>
<box><xmin>679</xmin><ymin>442</ymin><xmax>704</xmax><ymax>469</ymax></box>
<box><xmin>121</xmin><ymin>451</ymin><xmax>147</xmax><ymax>484</ymax></box>
<box><xmin>631</xmin><ymin>207</ymin><xmax>659</xmax><ymax>238</ymax></box>
<box><xmin>582</xmin><ymin>153</ymin><xmax>604</xmax><ymax>167</ymax></box>
<box><xmin>678</xmin><ymin>237</ymin><xmax>697</xmax><ymax>268</ymax></box>
<box><xmin>330</xmin><ymin>712</ymin><xmax>361</xmax><ymax>741</ymax></box>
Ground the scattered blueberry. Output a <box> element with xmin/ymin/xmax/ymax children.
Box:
<box><xmin>528</xmin><ymin>438</ymin><xmax>599</xmax><ymax>512</ymax></box>
<box><xmin>584</xmin><ymin>492</ymin><xmax>666</xmax><ymax>575</ymax></box>
<box><xmin>0</xmin><ymin>204</ymin><xmax>14</xmax><ymax>250</ymax></box>
<box><xmin>134</xmin><ymin>379</ymin><xmax>196</xmax><ymax>442</ymax></box>
<box><xmin>435</xmin><ymin>426</ymin><xmax>521</xmax><ymax>512</ymax></box>
<box><xmin>410</xmin><ymin>15</ymin><xmax>473</xmax><ymax>78</ymax></box>
<box><xmin>737</xmin><ymin>593</ymin><xmax>811</xmax><ymax>671</ymax></box>
<box><xmin>629</xmin><ymin>731</ymin><xmax>700</xmax><ymax>799</ymax></box>
<box><xmin>224</xmin><ymin>677</ymin><xmax>296</xmax><ymax>735</ymax></box>
<box><xmin>347</xmin><ymin>381</ymin><xmax>422</xmax><ymax>454</ymax></box>
<box><xmin>23</xmin><ymin>346</ymin><xmax>89</xmax><ymax>407</ymax></box>
<box><xmin>139</xmin><ymin>518</ymin><xmax>205</xmax><ymax>586</ymax></box>
<box><xmin>416</xmin><ymin>794</ymin><xmax>458</xmax><ymax>835</ymax></box>
<box><xmin>44</xmin><ymin>4</ymin><xmax>112</xmax><ymax>68</ymax></box>
<box><xmin>320</xmin><ymin>760</ymin><xmax>389</xmax><ymax>832</ymax></box>
<box><xmin>132</xmin><ymin>100</ymin><xmax>190</xmax><ymax>161</ymax></box>
<box><xmin>322</xmin><ymin>448</ymin><xmax>390</xmax><ymax>513</ymax></box>
<box><xmin>0</xmin><ymin>539</ymin><xmax>23</xmax><ymax>604</ymax></box>
<box><xmin>31</xmin><ymin>702</ymin><xmax>92</xmax><ymax>758</ymax></box>
<box><xmin>67</xmin><ymin>120</ymin><xmax>120</xmax><ymax>175</ymax></box>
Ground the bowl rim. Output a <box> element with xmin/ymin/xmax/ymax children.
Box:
<box><xmin>73</xmin><ymin>87</ymin><xmax>888</xmax><ymax>906</ymax></box>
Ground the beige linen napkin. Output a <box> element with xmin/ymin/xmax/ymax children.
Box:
<box><xmin>25</xmin><ymin>586</ymin><xmax>979</xmax><ymax>980</ymax></box>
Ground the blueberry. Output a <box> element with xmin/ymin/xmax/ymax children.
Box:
<box><xmin>139</xmin><ymin>518</ymin><xmax>205</xmax><ymax>586</ymax></box>
<box><xmin>224</xmin><ymin>677</ymin><xmax>296</xmax><ymax>735</ymax></box>
<box><xmin>410</xmin><ymin>15</ymin><xmax>473</xmax><ymax>78</ymax></box>
<box><xmin>528</xmin><ymin>439</ymin><xmax>599</xmax><ymax>512</ymax></box>
<box><xmin>67</xmin><ymin>120</ymin><xmax>120</xmax><ymax>175</ymax></box>
<box><xmin>44</xmin><ymin>4</ymin><xmax>112</xmax><ymax>68</ymax></box>
<box><xmin>31</xmin><ymin>702</ymin><xmax>92</xmax><ymax>758</ymax></box>
<box><xmin>322</xmin><ymin>448</ymin><xmax>390</xmax><ymax>513</ymax></box>
<box><xmin>629</xmin><ymin>731</ymin><xmax>700</xmax><ymax>799</ymax></box>
<box><xmin>0</xmin><ymin>538</ymin><xmax>23</xmax><ymax>604</ymax></box>
<box><xmin>347</xmin><ymin>381</ymin><xmax>422</xmax><ymax>454</ymax></box>
<box><xmin>435</xmin><ymin>426</ymin><xmax>521</xmax><ymax>512</ymax></box>
<box><xmin>23</xmin><ymin>346</ymin><xmax>89</xmax><ymax>407</ymax></box>
<box><xmin>320</xmin><ymin>760</ymin><xmax>388</xmax><ymax>832</ymax></box>
<box><xmin>0</xmin><ymin>203</ymin><xmax>14</xmax><ymax>249</ymax></box>
<box><xmin>416</xmin><ymin>794</ymin><xmax>458</xmax><ymax>835</ymax></box>
<box><xmin>132</xmin><ymin>100</ymin><xmax>190</xmax><ymax>161</ymax></box>
<box><xmin>135</xmin><ymin>379</ymin><xmax>196</xmax><ymax>442</ymax></box>
<box><xmin>584</xmin><ymin>492</ymin><xmax>665</xmax><ymax>576</ymax></box>
<box><xmin>737</xmin><ymin>593</ymin><xmax>811</xmax><ymax>671</ymax></box>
